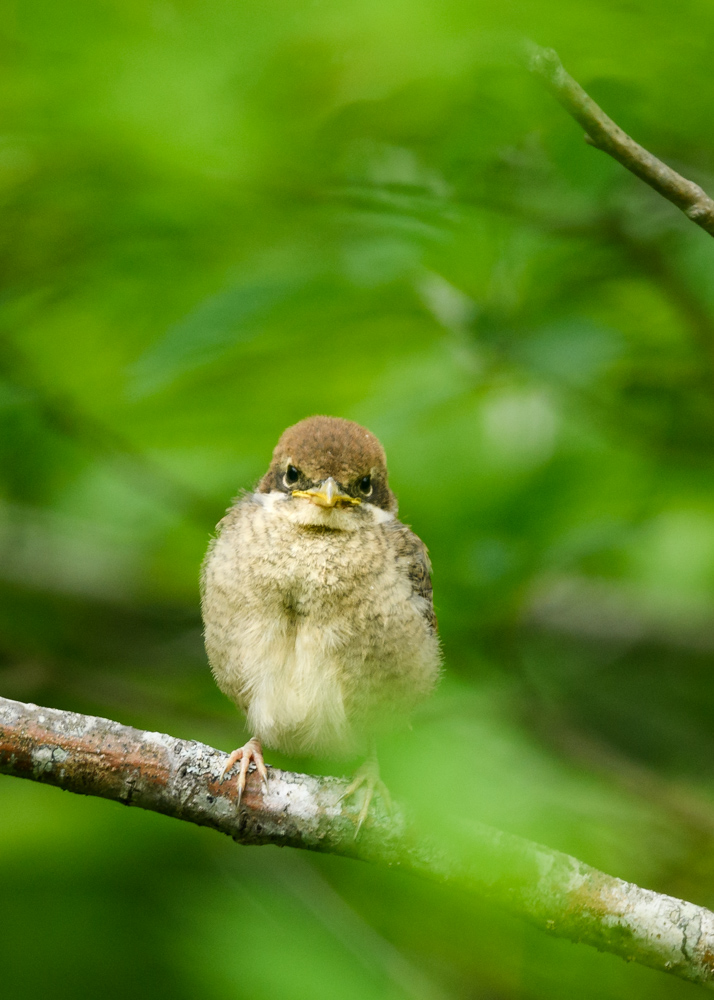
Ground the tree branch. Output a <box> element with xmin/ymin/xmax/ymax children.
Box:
<box><xmin>526</xmin><ymin>42</ymin><xmax>714</xmax><ymax>237</ymax></box>
<box><xmin>2</xmin><ymin>695</ymin><xmax>714</xmax><ymax>989</ymax></box>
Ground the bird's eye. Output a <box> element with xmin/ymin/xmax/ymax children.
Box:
<box><xmin>358</xmin><ymin>475</ymin><xmax>372</xmax><ymax>496</ymax></box>
<box><xmin>284</xmin><ymin>465</ymin><xmax>300</xmax><ymax>487</ymax></box>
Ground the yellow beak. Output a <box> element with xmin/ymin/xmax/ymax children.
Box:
<box><xmin>292</xmin><ymin>477</ymin><xmax>361</xmax><ymax>508</ymax></box>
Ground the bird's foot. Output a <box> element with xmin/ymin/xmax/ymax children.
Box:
<box><xmin>340</xmin><ymin>757</ymin><xmax>392</xmax><ymax>838</ymax></box>
<box><xmin>220</xmin><ymin>737</ymin><xmax>268</xmax><ymax>805</ymax></box>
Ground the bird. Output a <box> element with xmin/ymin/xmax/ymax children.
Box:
<box><xmin>201</xmin><ymin>415</ymin><xmax>441</xmax><ymax>830</ymax></box>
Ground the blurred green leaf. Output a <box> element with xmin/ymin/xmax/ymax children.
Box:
<box><xmin>130</xmin><ymin>276</ymin><xmax>306</xmax><ymax>396</ymax></box>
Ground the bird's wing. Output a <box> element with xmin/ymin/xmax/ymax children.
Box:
<box><xmin>391</xmin><ymin>523</ymin><xmax>437</xmax><ymax>631</ymax></box>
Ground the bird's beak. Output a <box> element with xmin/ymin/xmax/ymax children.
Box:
<box><xmin>292</xmin><ymin>477</ymin><xmax>361</xmax><ymax>508</ymax></box>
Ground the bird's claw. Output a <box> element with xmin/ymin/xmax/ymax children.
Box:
<box><xmin>340</xmin><ymin>759</ymin><xmax>393</xmax><ymax>838</ymax></box>
<box><xmin>220</xmin><ymin>737</ymin><xmax>268</xmax><ymax>805</ymax></box>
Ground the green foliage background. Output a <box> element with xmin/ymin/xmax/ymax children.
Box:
<box><xmin>2</xmin><ymin>1</ymin><xmax>714</xmax><ymax>996</ymax></box>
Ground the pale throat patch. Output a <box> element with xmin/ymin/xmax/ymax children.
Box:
<box><xmin>256</xmin><ymin>490</ymin><xmax>394</xmax><ymax>529</ymax></box>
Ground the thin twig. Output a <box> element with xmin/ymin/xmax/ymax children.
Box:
<box><xmin>526</xmin><ymin>42</ymin><xmax>714</xmax><ymax>237</ymax></box>
<box><xmin>2</xmin><ymin>696</ymin><xmax>714</xmax><ymax>988</ymax></box>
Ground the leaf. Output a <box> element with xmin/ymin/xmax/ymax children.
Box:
<box><xmin>128</xmin><ymin>276</ymin><xmax>300</xmax><ymax>397</ymax></box>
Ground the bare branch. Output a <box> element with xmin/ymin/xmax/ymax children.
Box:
<box><xmin>526</xmin><ymin>42</ymin><xmax>714</xmax><ymax>237</ymax></box>
<box><xmin>2</xmin><ymin>694</ymin><xmax>714</xmax><ymax>989</ymax></box>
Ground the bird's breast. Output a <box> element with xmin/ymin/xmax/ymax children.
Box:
<box><xmin>202</xmin><ymin>496</ymin><xmax>436</xmax><ymax>756</ymax></box>
<box><xmin>248</xmin><ymin>507</ymin><xmax>392</xmax><ymax>609</ymax></box>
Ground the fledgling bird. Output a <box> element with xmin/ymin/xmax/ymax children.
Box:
<box><xmin>201</xmin><ymin>415</ymin><xmax>441</xmax><ymax>828</ymax></box>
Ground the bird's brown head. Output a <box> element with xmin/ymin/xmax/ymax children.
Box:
<box><xmin>259</xmin><ymin>416</ymin><xmax>396</xmax><ymax>513</ymax></box>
